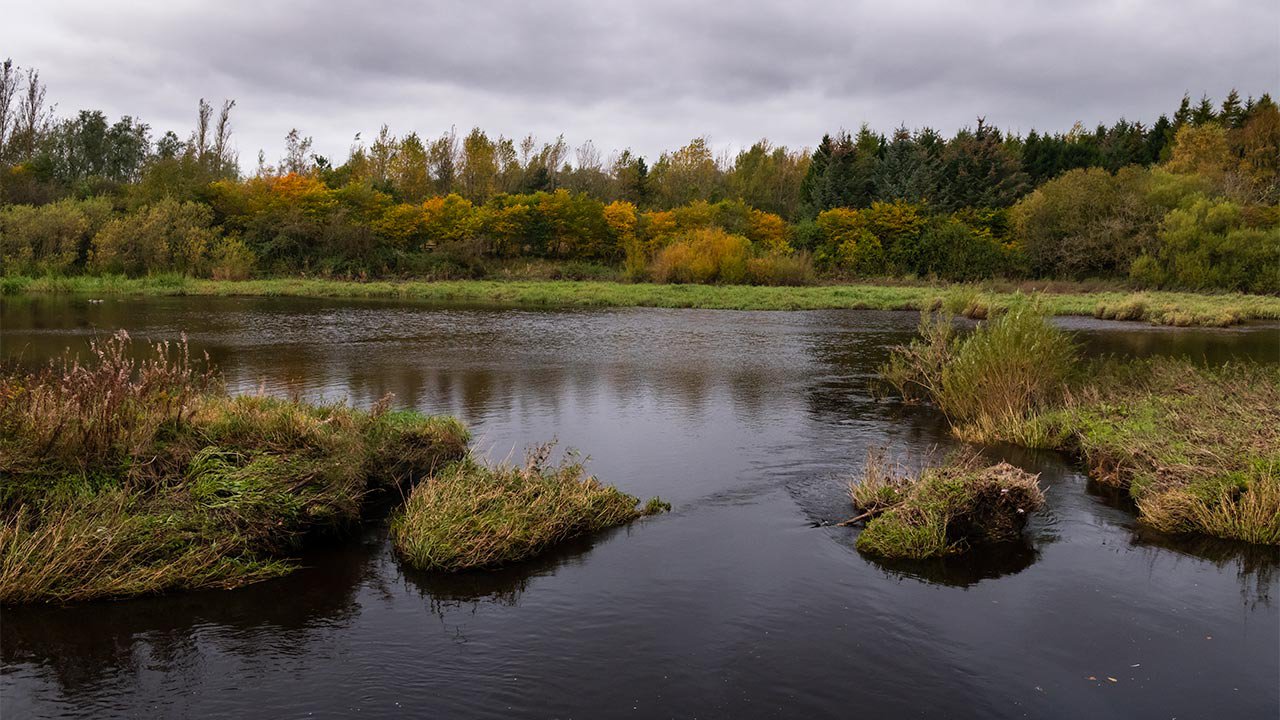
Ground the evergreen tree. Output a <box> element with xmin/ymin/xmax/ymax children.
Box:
<box><xmin>1220</xmin><ymin>89</ymin><xmax>1245</xmax><ymax>129</ymax></box>
<box><xmin>1146</xmin><ymin>114</ymin><xmax>1173</xmax><ymax>163</ymax></box>
<box><xmin>1192</xmin><ymin>94</ymin><xmax>1217</xmax><ymax>125</ymax></box>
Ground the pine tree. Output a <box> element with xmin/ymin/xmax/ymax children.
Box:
<box><xmin>1192</xmin><ymin>94</ymin><xmax>1217</xmax><ymax>125</ymax></box>
<box><xmin>1220</xmin><ymin>89</ymin><xmax>1245</xmax><ymax>129</ymax></box>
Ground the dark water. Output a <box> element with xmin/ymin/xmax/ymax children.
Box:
<box><xmin>2</xmin><ymin>296</ymin><xmax>1278</xmax><ymax>720</ymax></box>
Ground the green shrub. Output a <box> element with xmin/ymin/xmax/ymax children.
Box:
<box><xmin>0</xmin><ymin>198</ymin><xmax>113</xmax><ymax>275</ymax></box>
<box><xmin>1130</xmin><ymin>196</ymin><xmax>1280</xmax><ymax>293</ymax></box>
<box><xmin>91</xmin><ymin>198</ymin><xmax>220</xmax><ymax>276</ymax></box>
<box><xmin>209</xmin><ymin>237</ymin><xmax>256</xmax><ymax>280</ymax></box>
<box><xmin>1010</xmin><ymin>166</ymin><xmax>1163</xmax><ymax>279</ymax></box>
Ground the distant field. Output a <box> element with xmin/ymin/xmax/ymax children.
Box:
<box><xmin>6</xmin><ymin>275</ymin><xmax>1280</xmax><ymax>327</ymax></box>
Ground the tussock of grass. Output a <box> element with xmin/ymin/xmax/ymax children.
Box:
<box><xmin>7</xmin><ymin>275</ymin><xmax>1280</xmax><ymax>326</ymax></box>
<box><xmin>879</xmin><ymin>310</ymin><xmax>1280</xmax><ymax>545</ymax></box>
<box><xmin>849</xmin><ymin>450</ymin><xmax>1045</xmax><ymax>559</ymax></box>
<box><xmin>0</xmin><ymin>332</ymin><xmax>469</xmax><ymax>603</ymax></box>
<box><xmin>879</xmin><ymin>305</ymin><xmax>1077</xmax><ymax>443</ymax></box>
<box><xmin>390</xmin><ymin>444</ymin><xmax>668</xmax><ymax>572</ymax></box>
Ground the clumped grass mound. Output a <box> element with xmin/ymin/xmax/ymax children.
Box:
<box><xmin>879</xmin><ymin>305</ymin><xmax>1077</xmax><ymax>444</ymax></box>
<box><xmin>849</xmin><ymin>450</ymin><xmax>1045</xmax><ymax>559</ymax></box>
<box><xmin>0</xmin><ymin>332</ymin><xmax>469</xmax><ymax>603</ymax></box>
<box><xmin>391</xmin><ymin>445</ymin><xmax>668</xmax><ymax>571</ymax></box>
<box><xmin>879</xmin><ymin>311</ymin><xmax>1280</xmax><ymax>545</ymax></box>
<box><xmin>1038</xmin><ymin>359</ymin><xmax>1280</xmax><ymax>545</ymax></box>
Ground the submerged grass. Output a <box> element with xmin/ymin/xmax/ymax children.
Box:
<box><xmin>879</xmin><ymin>309</ymin><xmax>1280</xmax><ymax>545</ymax></box>
<box><xmin>0</xmin><ymin>332</ymin><xmax>469</xmax><ymax>603</ymax></box>
<box><xmin>848</xmin><ymin>449</ymin><xmax>1045</xmax><ymax>559</ymax></box>
<box><xmin>6</xmin><ymin>274</ymin><xmax>1280</xmax><ymax>326</ymax></box>
<box><xmin>390</xmin><ymin>444</ymin><xmax>668</xmax><ymax>572</ymax></box>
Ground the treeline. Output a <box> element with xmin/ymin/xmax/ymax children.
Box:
<box><xmin>1</xmin><ymin>59</ymin><xmax>1277</xmax><ymax>292</ymax></box>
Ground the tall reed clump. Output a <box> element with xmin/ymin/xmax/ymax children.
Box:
<box><xmin>0</xmin><ymin>332</ymin><xmax>469</xmax><ymax>603</ymax></box>
<box><xmin>848</xmin><ymin>449</ymin><xmax>1045</xmax><ymax>559</ymax></box>
<box><xmin>390</xmin><ymin>444</ymin><xmax>668</xmax><ymax>571</ymax></box>
<box><xmin>879</xmin><ymin>304</ymin><xmax>1078</xmax><ymax>443</ymax></box>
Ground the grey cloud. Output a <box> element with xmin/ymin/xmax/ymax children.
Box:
<box><xmin>6</xmin><ymin>0</ymin><xmax>1277</xmax><ymax>165</ymax></box>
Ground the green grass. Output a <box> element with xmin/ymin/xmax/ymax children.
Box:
<box><xmin>5</xmin><ymin>274</ymin><xmax>1280</xmax><ymax>326</ymax></box>
<box><xmin>1036</xmin><ymin>359</ymin><xmax>1280</xmax><ymax>544</ymax></box>
<box><xmin>849</xmin><ymin>450</ymin><xmax>1045</xmax><ymax>559</ymax></box>
<box><xmin>390</xmin><ymin>445</ymin><xmax>668</xmax><ymax>572</ymax></box>
<box><xmin>879</xmin><ymin>311</ymin><xmax>1280</xmax><ymax>545</ymax></box>
<box><xmin>0</xmin><ymin>332</ymin><xmax>470</xmax><ymax>603</ymax></box>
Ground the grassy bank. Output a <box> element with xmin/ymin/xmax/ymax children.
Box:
<box><xmin>390</xmin><ymin>445</ymin><xmax>668</xmax><ymax>572</ymax></box>
<box><xmin>1030</xmin><ymin>359</ymin><xmax>1280</xmax><ymax>544</ymax></box>
<box><xmin>879</xmin><ymin>308</ymin><xmax>1280</xmax><ymax>544</ymax></box>
<box><xmin>0</xmin><ymin>331</ymin><xmax>470</xmax><ymax>603</ymax></box>
<box><xmin>848</xmin><ymin>450</ymin><xmax>1045</xmax><ymax>559</ymax></box>
<box><xmin>5</xmin><ymin>274</ymin><xmax>1280</xmax><ymax>326</ymax></box>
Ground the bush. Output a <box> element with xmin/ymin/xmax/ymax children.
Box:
<box><xmin>1010</xmin><ymin>166</ymin><xmax>1163</xmax><ymax>279</ymax></box>
<box><xmin>906</xmin><ymin>218</ymin><xmax>1013</xmax><ymax>281</ymax></box>
<box><xmin>650</xmin><ymin>227</ymin><xmax>752</xmax><ymax>284</ymax></box>
<box><xmin>746</xmin><ymin>252</ymin><xmax>816</xmax><ymax>286</ymax></box>
<box><xmin>390</xmin><ymin>444</ymin><xmax>666</xmax><ymax>571</ymax></box>
<box><xmin>1129</xmin><ymin>196</ymin><xmax>1280</xmax><ymax>293</ymax></box>
<box><xmin>0</xmin><ymin>198</ymin><xmax>113</xmax><ymax>275</ymax></box>
<box><xmin>209</xmin><ymin>237</ymin><xmax>256</xmax><ymax>280</ymax></box>
<box><xmin>91</xmin><ymin>198</ymin><xmax>220</xmax><ymax>276</ymax></box>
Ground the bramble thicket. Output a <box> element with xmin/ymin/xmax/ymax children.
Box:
<box><xmin>1</xmin><ymin>60</ymin><xmax>1277</xmax><ymax>291</ymax></box>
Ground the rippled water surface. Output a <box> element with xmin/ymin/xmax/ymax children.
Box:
<box><xmin>2</xmin><ymin>296</ymin><xmax>1278</xmax><ymax>719</ymax></box>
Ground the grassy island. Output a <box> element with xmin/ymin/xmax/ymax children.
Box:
<box><xmin>0</xmin><ymin>332</ymin><xmax>662</xmax><ymax>603</ymax></box>
<box><xmin>848</xmin><ymin>450</ymin><xmax>1045</xmax><ymax>559</ymax></box>
<box><xmin>390</xmin><ymin>445</ymin><xmax>668</xmax><ymax>572</ymax></box>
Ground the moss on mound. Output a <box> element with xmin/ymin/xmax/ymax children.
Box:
<box><xmin>849</xmin><ymin>451</ymin><xmax>1046</xmax><ymax>559</ymax></box>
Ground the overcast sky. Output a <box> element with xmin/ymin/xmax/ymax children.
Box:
<box><xmin>7</xmin><ymin>0</ymin><xmax>1278</xmax><ymax>167</ymax></box>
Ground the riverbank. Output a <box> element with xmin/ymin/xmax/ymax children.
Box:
<box><xmin>876</xmin><ymin>308</ymin><xmax>1280</xmax><ymax>545</ymax></box>
<box><xmin>5</xmin><ymin>274</ymin><xmax>1280</xmax><ymax>326</ymax></box>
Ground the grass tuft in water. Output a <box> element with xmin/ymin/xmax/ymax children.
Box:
<box><xmin>848</xmin><ymin>449</ymin><xmax>1045</xmax><ymax>559</ymax></box>
<box><xmin>878</xmin><ymin>304</ymin><xmax>1077</xmax><ymax>444</ymax></box>
<box><xmin>390</xmin><ymin>443</ymin><xmax>667</xmax><ymax>572</ymax></box>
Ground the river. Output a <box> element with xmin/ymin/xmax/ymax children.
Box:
<box><xmin>2</xmin><ymin>295</ymin><xmax>1277</xmax><ymax>719</ymax></box>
